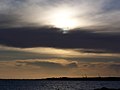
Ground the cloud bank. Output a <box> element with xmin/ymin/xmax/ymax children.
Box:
<box><xmin>0</xmin><ymin>28</ymin><xmax>120</xmax><ymax>53</ymax></box>
<box><xmin>0</xmin><ymin>0</ymin><xmax>120</xmax><ymax>32</ymax></box>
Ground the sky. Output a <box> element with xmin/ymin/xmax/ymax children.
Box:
<box><xmin>0</xmin><ymin>0</ymin><xmax>120</xmax><ymax>79</ymax></box>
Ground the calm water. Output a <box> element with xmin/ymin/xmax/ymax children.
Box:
<box><xmin>0</xmin><ymin>80</ymin><xmax>120</xmax><ymax>90</ymax></box>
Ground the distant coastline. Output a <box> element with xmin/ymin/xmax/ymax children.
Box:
<box><xmin>0</xmin><ymin>77</ymin><xmax>120</xmax><ymax>81</ymax></box>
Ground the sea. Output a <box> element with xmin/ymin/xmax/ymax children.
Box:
<box><xmin>0</xmin><ymin>80</ymin><xmax>120</xmax><ymax>90</ymax></box>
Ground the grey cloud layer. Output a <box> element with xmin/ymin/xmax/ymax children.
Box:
<box><xmin>0</xmin><ymin>0</ymin><xmax>120</xmax><ymax>32</ymax></box>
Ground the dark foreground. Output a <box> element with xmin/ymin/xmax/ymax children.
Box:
<box><xmin>0</xmin><ymin>77</ymin><xmax>120</xmax><ymax>90</ymax></box>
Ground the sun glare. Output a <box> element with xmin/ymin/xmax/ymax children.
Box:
<box><xmin>48</xmin><ymin>9</ymin><xmax>79</xmax><ymax>31</ymax></box>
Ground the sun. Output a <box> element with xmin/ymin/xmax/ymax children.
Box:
<box><xmin>48</xmin><ymin>9</ymin><xmax>79</xmax><ymax>32</ymax></box>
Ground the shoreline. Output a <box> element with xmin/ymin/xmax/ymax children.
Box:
<box><xmin>0</xmin><ymin>77</ymin><xmax>120</xmax><ymax>81</ymax></box>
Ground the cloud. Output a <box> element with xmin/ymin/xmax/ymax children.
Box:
<box><xmin>0</xmin><ymin>45</ymin><xmax>120</xmax><ymax>62</ymax></box>
<box><xmin>0</xmin><ymin>0</ymin><xmax>120</xmax><ymax>32</ymax></box>
<box><xmin>0</xmin><ymin>59</ymin><xmax>79</xmax><ymax>78</ymax></box>
<box><xmin>0</xmin><ymin>45</ymin><xmax>120</xmax><ymax>78</ymax></box>
<box><xmin>80</xmin><ymin>62</ymin><xmax>120</xmax><ymax>72</ymax></box>
<box><xmin>74</xmin><ymin>62</ymin><xmax>120</xmax><ymax>77</ymax></box>
<box><xmin>16</xmin><ymin>59</ymin><xmax>78</xmax><ymax>69</ymax></box>
<box><xmin>0</xmin><ymin>60</ymin><xmax>120</xmax><ymax>78</ymax></box>
<box><xmin>109</xmin><ymin>64</ymin><xmax>120</xmax><ymax>73</ymax></box>
<box><xmin>0</xmin><ymin>45</ymin><xmax>68</xmax><ymax>61</ymax></box>
<box><xmin>0</xmin><ymin>28</ymin><xmax>120</xmax><ymax>53</ymax></box>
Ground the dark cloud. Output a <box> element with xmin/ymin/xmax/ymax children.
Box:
<box><xmin>76</xmin><ymin>49</ymin><xmax>107</xmax><ymax>54</ymax></box>
<box><xmin>0</xmin><ymin>27</ymin><xmax>120</xmax><ymax>53</ymax></box>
